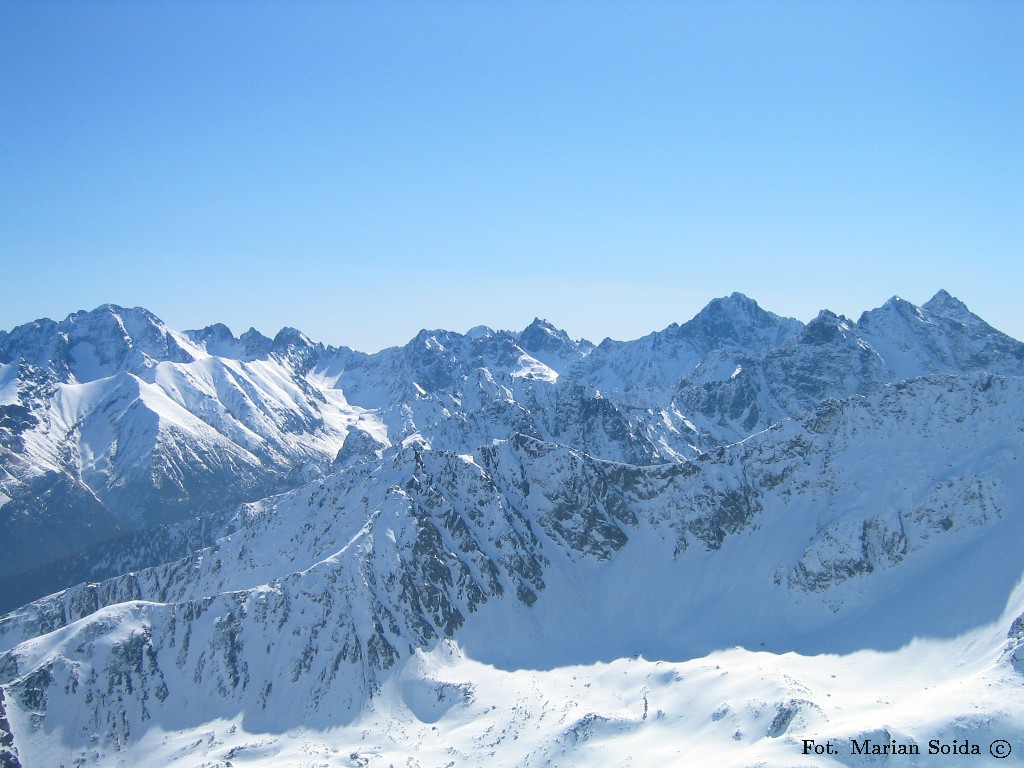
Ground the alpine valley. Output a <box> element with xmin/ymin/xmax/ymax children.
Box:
<box><xmin>2</xmin><ymin>291</ymin><xmax>1024</xmax><ymax>768</ymax></box>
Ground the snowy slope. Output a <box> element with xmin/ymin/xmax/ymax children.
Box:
<box><xmin>0</xmin><ymin>307</ymin><xmax>642</xmax><ymax>606</ymax></box>
<box><xmin>1</xmin><ymin>291</ymin><xmax>1023</xmax><ymax>767</ymax></box>
<box><xmin>2</xmin><ymin>372</ymin><xmax>1023</xmax><ymax>767</ymax></box>
<box><xmin>5</xmin><ymin>292</ymin><xmax>1014</xmax><ymax>602</ymax></box>
<box><xmin>673</xmin><ymin>294</ymin><xmax>1024</xmax><ymax>443</ymax></box>
<box><xmin>0</xmin><ymin>309</ymin><xmax>373</xmax><ymax>606</ymax></box>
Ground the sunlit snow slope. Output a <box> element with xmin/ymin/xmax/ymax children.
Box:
<box><xmin>1</xmin><ymin>291</ymin><xmax>1023</xmax><ymax>767</ymax></box>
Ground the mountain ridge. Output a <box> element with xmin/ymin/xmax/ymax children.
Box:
<box><xmin>2</xmin><ymin>289</ymin><xmax>1023</xmax><ymax>767</ymax></box>
<box><xmin>2</xmin><ymin>371</ymin><xmax>1023</xmax><ymax>767</ymax></box>
<box><xmin>3</xmin><ymin>290</ymin><xmax>1020</xmax><ymax>606</ymax></box>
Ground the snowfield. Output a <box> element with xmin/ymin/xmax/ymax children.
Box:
<box><xmin>14</xmin><ymin>630</ymin><xmax>1024</xmax><ymax>767</ymax></box>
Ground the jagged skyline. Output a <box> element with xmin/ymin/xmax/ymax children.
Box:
<box><xmin>2</xmin><ymin>3</ymin><xmax>1022</xmax><ymax>350</ymax></box>
<box><xmin>3</xmin><ymin>287</ymin><xmax>1024</xmax><ymax>766</ymax></box>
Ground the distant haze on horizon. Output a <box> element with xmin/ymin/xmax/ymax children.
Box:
<box><xmin>2</xmin><ymin>2</ymin><xmax>1021</xmax><ymax>352</ymax></box>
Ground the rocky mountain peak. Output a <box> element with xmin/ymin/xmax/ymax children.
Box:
<box><xmin>0</xmin><ymin>304</ymin><xmax>196</xmax><ymax>382</ymax></box>
<box><xmin>922</xmin><ymin>288</ymin><xmax>970</xmax><ymax>318</ymax></box>
<box><xmin>184</xmin><ymin>323</ymin><xmax>275</xmax><ymax>361</ymax></box>
<box><xmin>2</xmin><ymin>293</ymin><xmax>1024</xmax><ymax>767</ymax></box>
<box><xmin>681</xmin><ymin>293</ymin><xmax>804</xmax><ymax>348</ymax></box>
<box><xmin>517</xmin><ymin>318</ymin><xmax>592</xmax><ymax>371</ymax></box>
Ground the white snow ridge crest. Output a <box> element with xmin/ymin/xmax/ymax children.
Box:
<box><xmin>1</xmin><ymin>292</ymin><xmax>1024</xmax><ymax>767</ymax></box>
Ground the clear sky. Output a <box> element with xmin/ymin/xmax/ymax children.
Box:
<box><xmin>2</xmin><ymin>1</ymin><xmax>1021</xmax><ymax>351</ymax></box>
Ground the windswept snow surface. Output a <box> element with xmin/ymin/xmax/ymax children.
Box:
<box><xmin>90</xmin><ymin>631</ymin><xmax>1024</xmax><ymax>768</ymax></box>
<box><xmin>2</xmin><ymin>293</ymin><xmax>1024</xmax><ymax>767</ymax></box>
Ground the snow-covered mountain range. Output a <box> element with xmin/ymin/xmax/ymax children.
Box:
<box><xmin>1</xmin><ymin>291</ymin><xmax>1023</xmax><ymax>767</ymax></box>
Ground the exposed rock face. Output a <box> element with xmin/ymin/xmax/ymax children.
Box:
<box><xmin>4</xmin><ymin>292</ymin><xmax>1020</xmax><ymax>607</ymax></box>
<box><xmin>2</xmin><ymin>371</ymin><xmax>1023</xmax><ymax>759</ymax></box>
<box><xmin>1</xmin><ymin>292</ymin><xmax>1023</xmax><ymax>766</ymax></box>
<box><xmin>0</xmin><ymin>687</ymin><xmax>22</xmax><ymax>768</ymax></box>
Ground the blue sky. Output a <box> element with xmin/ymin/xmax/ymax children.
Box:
<box><xmin>2</xmin><ymin>1</ymin><xmax>1021</xmax><ymax>351</ymax></box>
